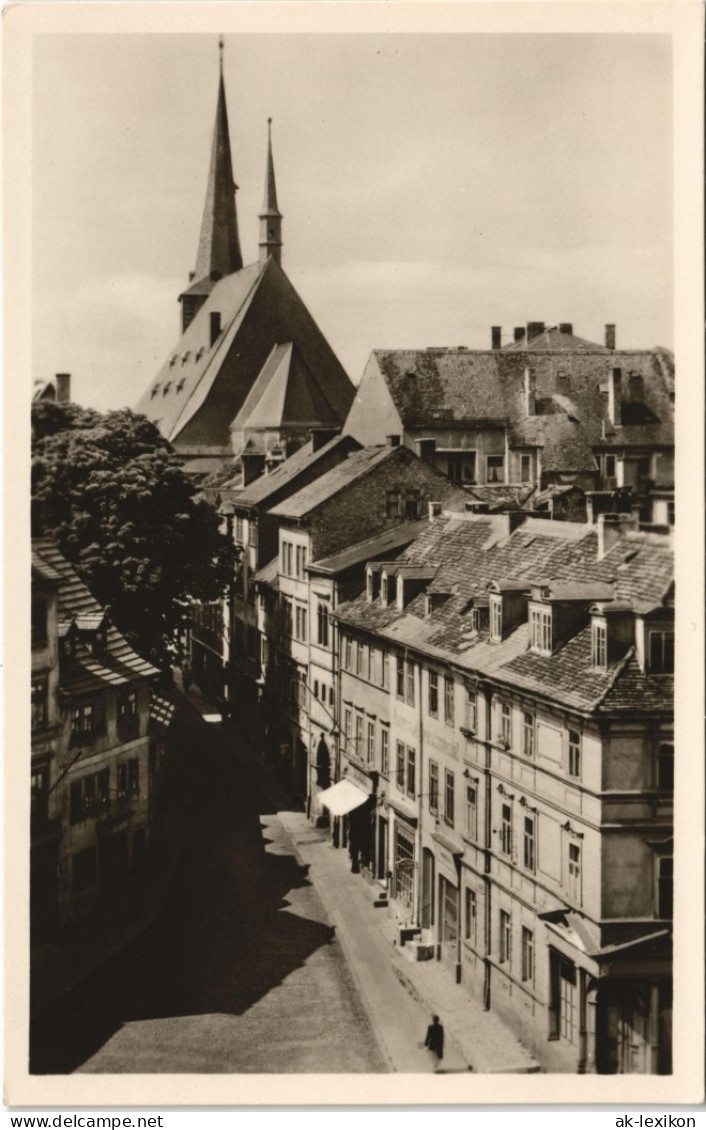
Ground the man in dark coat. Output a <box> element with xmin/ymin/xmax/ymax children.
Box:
<box><xmin>424</xmin><ymin>1014</ymin><xmax>444</xmax><ymax>1068</ymax></box>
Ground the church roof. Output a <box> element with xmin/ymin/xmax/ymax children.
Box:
<box><xmin>232</xmin><ymin>342</ymin><xmax>342</xmax><ymax>433</ymax></box>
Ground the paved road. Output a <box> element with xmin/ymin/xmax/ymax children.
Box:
<box><xmin>30</xmin><ymin>709</ymin><xmax>386</xmax><ymax>1074</ymax></box>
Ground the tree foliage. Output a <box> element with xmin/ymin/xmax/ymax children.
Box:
<box><xmin>32</xmin><ymin>402</ymin><xmax>237</xmax><ymax>668</ymax></box>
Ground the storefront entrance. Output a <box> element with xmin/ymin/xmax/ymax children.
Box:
<box><xmin>438</xmin><ymin>874</ymin><xmax>459</xmax><ymax>961</ymax></box>
<box><xmin>394</xmin><ymin>827</ymin><xmax>415</xmax><ymax>908</ymax></box>
<box><xmin>421</xmin><ymin>848</ymin><xmax>435</xmax><ymax>929</ymax></box>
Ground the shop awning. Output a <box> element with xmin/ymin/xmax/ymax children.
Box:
<box><xmin>317</xmin><ymin>779</ymin><xmax>370</xmax><ymax>817</ymax></box>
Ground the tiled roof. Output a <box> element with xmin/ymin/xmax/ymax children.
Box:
<box><xmin>308</xmin><ymin>518</ymin><xmax>429</xmax><ymax>576</ymax></box>
<box><xmin>334</xmin><ymin>515</ymin><xmax>673</xmax><ymax>717</ymax></box>
<box><xmin>369</xmin><ymin>344</ymin><xmax>674</xmax><ymax>470</ymax></box>
<box><xmin>32</xmin><ymin>549</ymin><xmax>61</xmax><ymax>583</ymax></box>
<box><xmin>253</xmin><ymin>556</ymin><xmax>279</xmax><ymax>587</ymax></box>
<box><xmin>136</xmin><ymin>257</ymin><xmax>355</xmax><ymax>452</ymax></box>
<box><xmin>32</xmin><ymin>539</ymin><xmax>160</xmax><ymax>692</ymax></box>
<box><xmin>268</xmin><ymin>445</ymin><xmax>399</xmax><ymax>520</ymax></box>
<box><xmin>231</xmin><ymin>434</ymin><xmax>360</xmax><ymax>510</ymax></box>
<box><xmin>231</xmin><ymin>342</ymin><xmax>342</xmax><ymax>433</ymax></box>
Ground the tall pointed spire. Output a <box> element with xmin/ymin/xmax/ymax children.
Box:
<box><xmin>193</xmin><ymin>37</ymin><xmax>243</xmax><ymax>282</ymax></box>
<box><xmin>259</xmin><ymin>119</ymin><xmax>283</xmax><ymax>267</ymax></box>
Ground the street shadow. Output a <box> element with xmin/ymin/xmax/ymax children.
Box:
<box><xmin>29</xmin><ymin>710</ymin><xmax>337</xmax><ymax>1074</ymax></box>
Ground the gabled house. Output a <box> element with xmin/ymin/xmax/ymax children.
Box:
<box><xmin>32</xmin><ymin>540</ymin><xmax>159</xmax><ymax>929</ymax></box>
<box><xmin>135</xmin><ymin>57</ymin><xmax>354</xmax><ymax>478</ymax></box>
<box><xmin>251</xmin><ymin>443</ymin><xmax>456</xmax><ymax>798</ymax></box>
<box><xmin>344</xmin><ymin>322</ymin><xmax>674</xmax><ymax>524</ymax></box>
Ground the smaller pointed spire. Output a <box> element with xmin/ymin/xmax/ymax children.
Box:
<box><xmin>259</xmin><ymin>118</ymin><xmax>283</xmax><ymax>267</ymax></box>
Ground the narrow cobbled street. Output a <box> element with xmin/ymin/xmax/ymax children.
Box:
<box><xmin>30</xmin><ymin>703</ymin><xmax>386</xmax><ymax>1074</ymax></box>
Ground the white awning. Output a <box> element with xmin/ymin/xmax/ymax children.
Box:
<box><xmin>317</xmin><ymin>779</ymin><xmax>370</xmax><ymax>817</ymax></box>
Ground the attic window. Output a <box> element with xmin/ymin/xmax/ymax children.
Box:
<box><xmin>591</xmin><ymin>620</ymin><xmax>607</xmax><ymax>669</ymax></box>
<box><xmin>648</xmin><ymin>630</ymin><xmax>674</xmax><ymax>674</ymax></box>
<box><xmin>181</xmin><ymin>351</ymin><xmax>190</xmax><ymax>365</ymax></box>
<box><xmin>176</xmin><ymin>378</ymin><xmax>186</xmax><ymax>393</ymax></box>
<box><xmin>169</xmin><ymin>356</ymin><xmax>177</xmax><ymax>368</ymax></box>
<box><xmin>151</xmin><ymin>385</ymin><xmax>161</xmax><ymax>398</ymax></box>
<box><xmin>489</xmin><ymin>595</ymin><xmax>503</xmax><ymax>642</ymax></box>
<box><xmin>530</xmin><ymin>606</ymin><xmax>552</xmax><ymax>655</ymax></box>
<box><xmin>162</xmin><ymin>381</ymin><xmax>172</xmax><ymax>395</ymax></box>
<box><xmin>196</xmin><ymin>346</ymin><xmax>205</xmax><ymax>361</ymax></box>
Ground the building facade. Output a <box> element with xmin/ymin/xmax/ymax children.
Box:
<box><xmin>32</xmin><ymin>540</ymin><xmax>160</xmax><ymax>930</ymax></box>
<box><xmin>343</xmin><ymin>322</ymin><xmax>674</xmax><ymax>525</ymax></box>
<box><xmin>331</xmin><ymin>509</ymin><xmax>673</xmax><ymax>1074</ymax></box>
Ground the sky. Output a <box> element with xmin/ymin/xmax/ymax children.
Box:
<box><xmin>32</xmin><ymin>31</ymin><xmax>673</xmax><ymax>412</ymax></box>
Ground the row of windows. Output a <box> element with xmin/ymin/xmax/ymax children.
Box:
<box><xmin>281</xmin><ymin>541</ymin><xmax>307</xmax><ymax>579</ymax></box>
<box><xmin>385</xmin><ymin>489</ymin><xmax>421</xmax><ymax>520</ymax></box>
<box><xmin>234</xmin><ymin>516</ymin><xmax>257</xmax><ymax>548</ymax></box>
<box><xmin>279</xmin><ymin>663</ymin><xmax>307</xmax><ymax>709</ymax></box>
<box><xmin>342</xmin><ymin>636</ymin><xmax>389</xmax><ymax>687</ymax></box>
<box><xmin>281</xmin><ymin>598</ymin><xmax>308</xmax><ymax>643</ymax></box>
<box><xmin>69</xmin><ymin>758</ymin><xmax>140</xmax><ymax>824</ymax></box>
<box><xmin>342</xmin><ymin>708</ymin><xmax>389</xmax><ymax>768</ymax></box>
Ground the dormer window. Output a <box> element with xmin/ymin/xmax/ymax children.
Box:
<box><xmin>366</xmin><ymin>572</ymin><xmax>373</xmax><ymax>601</ymax></box>
<box><xmin>181</xmin><ymin>351</ymin><xmax>190</xmax><ymax>365</ymax></box>
<box><xmin>592</xmin><ymin>620</ymin><xmax>607</xmax><ymax>669</ymax></box>
<box><xmin>470</xmin><ymin>608</ymin><xmax>480</xmax><ymax>631</ymax></box>
<box><xmin>648</xmin><ymin>629</ymin><xmax>674</xmax><ymax>674</ymax></box>
<box><xmin>151</xmin><ymin>384</ymin><xmax>161</xmax><ymax>398</ymax></box>
<box><xmin>169</xmin><ymin>355</ymin><xmax>177</xmax><ymax>368</ymax></box>
<box><xmin>176</xmin><ymin>378</ymin><xmax>186</xmax><ymax>392</ymax></box>
<box><xmin>530</xmin><ymin>606</ymin><xmax>552</xmax><ymax>655</ymax></box>
<box><xmin>196</xmin><ymin>346</ymin><xmax>205</xmax><ymax>361</ymax></box>
<box><xmin>162</xmin><ymin>381</ymin><xmax>172</xmax><ymax>395</ymax></box>
<box><xmin>381</xmin><ymin>576</ymin><xmax>388</xmax><ymax>604</ymax></box>
<box><xmin>490</xmin><ymin>596</ymin><xmax>503</xmax><ymax>642</ymax></box>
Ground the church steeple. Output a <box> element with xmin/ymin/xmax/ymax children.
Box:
<box><xmin>193</xmin><ymin>38</ymin><xmax>243</xmax><ymax>282</ymax></box>
<box><xmin>259</xmin><ymin>119</ymin><xmax>283</xmax><ymax>267</ymax></box>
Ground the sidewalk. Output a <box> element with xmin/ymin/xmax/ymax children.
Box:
<box><xmin>188</xmin><ymin>684</ymin><xmax>539</xmax><ymax>1075</ymax></box>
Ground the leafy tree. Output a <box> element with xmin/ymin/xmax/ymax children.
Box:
<box><xmin>32</xmin><ymin>402</ymin><xmax>237</xmax><ymax>668</ymax></box>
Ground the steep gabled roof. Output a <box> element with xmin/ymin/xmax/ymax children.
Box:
<box><xmin>32</xmin><ymin>539</ymin><xmax>159</xmax><ymax>687</ymax></box>
<box><xmin>232</xmin><ymin>342</ymin><xmax>342</xmax><ymax>433</ymax></box>
<box><xmin>137</xmin><ymin>256</ymin><xmax>355</xmax><ymax>451</ymax></box>
<box><xmin>231</xmin><ymin>433</ymin><xmax>361</xmax><ymax>510</ymax></box>
<box><xmin>269</xmin><ymin>445</ymin><xmax>398</xmax><ymax>520</ymax></box>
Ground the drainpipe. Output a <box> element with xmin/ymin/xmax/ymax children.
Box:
<box><xmin>480</xmin><ymin>679</ymin><xmax>493</xmax><ymax>1010</ymax></box>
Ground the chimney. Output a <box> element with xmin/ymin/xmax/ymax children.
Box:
<box><xmin>524</xmin><ymin>366</ymin><xmax>537</xmax><ymax>417</ymax></box>
<box><xmin>491</xmin><ymin>326</ymin><xmax>502</xmax><ymax>350</ymax></box>
<box><xmin>514</xmin><ymin>327</ymin><xmax>525</xmax><ymax>343</ymax></box>
<box><xmin>310</xmin><ymin>427</ymin><xmax>339</xmax><ymax>453</ymax></box>
<box><xmin>210</xmin><ymin>311</ymin><xmax>221</xmax><ymax>347</ymax></box>
<box><xmin>608</xmin><ymin>367</ymin><xmax>622</xmax><ymax>425</ymax></box>
<box><xmin>527</xmin><ymin>322</ymin><xmax>545</xmax><ymax>341</ymax></box>
<box><xmin>597</xmin><ymin>512</ymin><xmax>639</xmax><ymax>559</ymax></box>
<box><xmin>559</xmin><ymin>323</ymin><xmax>573</xmax><ymax>336</ymax></box>
<box><xmin>605</xmin><ymin>324</ymin><xmax>616</xmax><ymax>350</ymax></box>
<box><xmin>55</xmin><ymin>373</ymin><xmax>71</xmax><ymax>405</ymax></box>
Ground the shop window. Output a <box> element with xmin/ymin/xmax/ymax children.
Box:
<box><xmin>549</xmin><ymin>954</ymin><xmax>577</xmax><ymax>1043</ymax></box>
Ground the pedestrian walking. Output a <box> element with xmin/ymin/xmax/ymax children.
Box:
<box><xmin>424</xmin><ymin>1014</ymin><xmax>444</xmax><ymax>1070</ymax></box>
